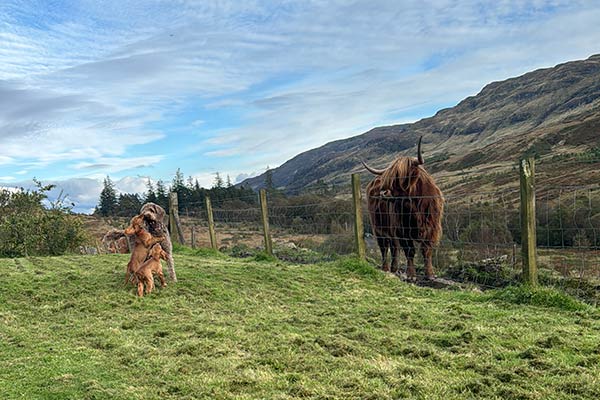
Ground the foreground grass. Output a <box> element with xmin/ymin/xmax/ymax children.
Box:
<box><xmin>0</xmin><ymin>253</ymin><xmax>599</xmax><ymax>399</ymax></box>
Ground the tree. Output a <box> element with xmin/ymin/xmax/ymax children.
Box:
<box><xmin>172</xmin><ymin>168</ymin><xmax>185</xmax><ymax>192</ymax></box>
<box><xmin>117</xmin><ymin>193</ymin><xmax>143</xmax><ymax>217</ymax></box>
<box><xmin>213</xmin><ymin>172</ymin><xmax>224</xmax><ymax>189</ymax></box>
<box><xmin>96</xmin><ymin>176</ymin><xmax>118</xmax><ymax>216</ymax></box>
<box><xmin>145</xmin><ymin>179</ymin><xmax>157</xmax><ymax>204</ymax></box>
<box><xmin>226</xmin><ymin>174</ymin><xmax>233</xmax><ymax>188</ymax></box>
<box><xmin>155</xmin><ymin>180</ymin><xmax>169</xmax><ymax>210</ymax></box>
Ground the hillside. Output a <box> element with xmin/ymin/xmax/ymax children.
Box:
<box><xmin>1</xmin><ymin>252</ymin><xmax>599</xmax><ymax>399</ymax></box>
<box><xmin>242</xmin><ymin>54</ymin><xmax>600</xmax><ymax>195</ymax></box>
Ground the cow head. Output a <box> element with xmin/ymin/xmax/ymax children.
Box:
<box><xmin>362</xmin><ymin>136</ymin><xmax>425</xmax><ymax>198</ymax></box>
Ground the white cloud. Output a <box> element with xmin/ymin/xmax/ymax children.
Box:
<box><xmin>235</xmin><ymin>171</ymin><xmax>261</xmax><ymax>184</ymax></box>
<box><xmin>73</xmin><ymin>155</ymin><xmax>165</xmax><ymax>174</ymax></box>
<box><xmin>0</xmin><ymin>0</ymin><xmax>599</xmax><ymax>188</ymax></box>
<box><xmin>0</xmin><ymin>156</ymin><xmax>14</xmax><ymax>165</ymax></box>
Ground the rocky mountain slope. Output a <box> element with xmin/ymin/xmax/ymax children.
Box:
<box><xmin>241</xmin><ymin>55</ymin><xmax>600</xmax><ymax>196</ymax></box>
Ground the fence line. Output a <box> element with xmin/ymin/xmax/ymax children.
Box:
<box><xmin>168</xmin><ymin>158</ymin><xmax>600</xmax><ymax>302</ymax></box>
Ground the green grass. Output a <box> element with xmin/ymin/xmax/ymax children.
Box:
<box><xmin>1</xmin><ymin>253</ymin><xmax>600</xmax><ymax>399</ymax></box>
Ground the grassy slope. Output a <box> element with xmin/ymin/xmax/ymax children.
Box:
<box><xmin>1</xmin><ymin>253</ymin><xmax>599</xmax><ymax>400</ymax></box>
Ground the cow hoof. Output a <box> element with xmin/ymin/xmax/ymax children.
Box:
<box><xmin>396</xmin><ymin>272</ymin><xmax>407</xmax><ymax>280</ymax></box>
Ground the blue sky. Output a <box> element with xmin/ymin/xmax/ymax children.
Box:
<box><xmin>1</xmin><ymin>0</ymin><xmax>600</xmax><ymax>212</ymax></box>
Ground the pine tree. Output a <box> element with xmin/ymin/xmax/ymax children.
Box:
<box><xmin>117</xmin><ymin>193</ymin><xmax>142</xmax><ymax>216</ymax></box>
<box><xmin>145</xmin><ymin>179</ymin><xmax>157</xmax><ymax>204</ymax></box>
<box><xmin>172</xmin><ymin>168</ymin><xmax>185</xmax><ymax>192</ymax></box>
<box><xmin>226</xmin><ymin>174</ymin><xmax>233</xmax><ymax>188</ymax></box>
<box><xmin>96</xmin><ymin>176</ymin><xmax>118</xmax><ymax>216</ymax></box>
<box><xmin>213</xmin><ymin>172</ymin><xmax>224</xmax><ymax>189</ymax></box>
<box><xmin>155</xmin><ymin>180</ymin><xmax>169</xmax><ymax>210</ymax></box>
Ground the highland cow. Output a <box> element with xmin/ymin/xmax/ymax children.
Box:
<box><xmin>363</xmin><ymin>137</ymin><xmax>444</xmax><ymax>280</ymax></box>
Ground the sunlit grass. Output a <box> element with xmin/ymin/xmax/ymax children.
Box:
<box><xmin>0</xmin><ymin>252</ymin><xmax>599</xmax><ymax>399</ymax></box>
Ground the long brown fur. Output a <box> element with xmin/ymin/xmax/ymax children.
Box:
<box><xmin>379</xmin><ymin>158</ymin><xmax>443</xmax><ymax>246</ymax></box>
<box><xmin>135</xmin><ymin>243</ymin><xmax>168</xmax><ymax>297</ymax></box>
<box><xmin>123</xmin><ymin>214</ymin><xmax>165</xmax><ymax>285</ymax></box>
<box><xmin>140</xmin><ymin>202</ymin><xmax>177</xmax><ymax>282</ymax></box>
<box><xmin>364</xmin><ymin>144</ymin><xmax>444</xmax><ymax>280</ymax></box>
<box><xmin>367</xmin><ymin>176</ymin><xmax>401</xmax><ymax>273</ymax></box>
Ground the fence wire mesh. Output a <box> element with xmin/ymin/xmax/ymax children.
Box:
<box><xmin>177</xmin><ymin>175</ymin><xmax>599</xmax><ymax>303</ymax></box>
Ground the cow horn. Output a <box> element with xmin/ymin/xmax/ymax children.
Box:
<box><xmin>361</xmin><ymin>161</ymin><xmax>385</xmax><ymax>175</ymax></box>
<box><xmin>417</xmin><ymin>136</ymin><xmax>424</xmax><ymax>165</ymax></box>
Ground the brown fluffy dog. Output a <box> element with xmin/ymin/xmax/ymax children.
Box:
<box><xmin>123</xmin><ymin>214</ymin><xmax>165</xmax><ymax>285</ymax></box>
<box><xmin>140</xmin><ymin>202</ymin><xmax>177</xmax><ymax>282</ymax></box>
<box><xmin>135</xmin><ymin>243</ymin><xmax>168</xmax><ymax>297</ymax></box>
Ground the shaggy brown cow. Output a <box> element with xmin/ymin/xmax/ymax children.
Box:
<box><xmin>365</xmin><ymin>175</ymin><xmax>401</xmax><ymax>273</ymax></box>
<box><xmin>140</xmin><ymin>202</ymin><xmax>177</xmax><ymax>282</ymax></box>
<box><xmin>363</xmin><ymin>137</ymin><xmax>444</xmax><ymax>280</ymax></box>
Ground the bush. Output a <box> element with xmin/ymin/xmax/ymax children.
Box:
<box><xmin>318</xmin><ymin>232</ymin><xmax>355</xmax><ymax>256</ymax></box>
<box><xmin>442</xmin><ymin>256</ymin><xmax>518</xmax><ymax>287</ymax></box>
<box><xmin>334</xmin><ymin>257</ymin><xmax>381</xmax><ymax>279</ymax></box>
<box><xmin>253</xmin><ymin>251</ymin><xmax>277</xmax><ymax>262</ymax></box>
<box><xmin>490</xmin><ymin>285</ymin><xmax>589</xmax><ymax>311</ymax></box>
<box><xmin>274</xmin><ymin>244</ymin><xmax>332</xmax><ymax>264</ymax></box>
<box><xmin>0</xmin><ymin>182</ymin><xmax>87</xmax><ymax>257</ymax></box>
<box><xmin>226</xmin><ymin>243</ymin><xmax>259</xmax><ymax>258</ymax></box>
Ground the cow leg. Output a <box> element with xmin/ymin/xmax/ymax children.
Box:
<box><xmin>422</xmin><ymin>244</ymin><xmax>436</xmax><ymax>280</ymax></box>
<box><xmin>390</xmin><ymin>238</ymin><xmax>401</xmax><ymax>273</ymax></box>
<box><xmin>400</xmin><ymin>239</ymin><xmax>417</xmax><ymax>281</ymax></box>
<box><xmin>377</xmin><ymin>236</ymin><xmax>390</xmax><ymax>272</ymax></box>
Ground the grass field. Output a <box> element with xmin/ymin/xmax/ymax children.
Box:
<box><xmin>1</xmin><ymin>251</ymin><xmax>600</xmax><ymax>399</ymax></box>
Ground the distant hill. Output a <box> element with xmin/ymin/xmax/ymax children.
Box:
<box><xmin>241</xmin><ymin>54</ymin><xmax>600</xmax><ymax>196</ymax></box>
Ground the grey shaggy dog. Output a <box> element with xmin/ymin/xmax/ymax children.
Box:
<box><xmin>140</xmin><ymin>202</ymin><xmax>177</xmax><ymax>282</ymax></box>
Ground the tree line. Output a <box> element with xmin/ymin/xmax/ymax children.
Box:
<box><xmin>94</xmin><ymin>169</ymin><xmax>257</xmax><ymax>217</ymax></box>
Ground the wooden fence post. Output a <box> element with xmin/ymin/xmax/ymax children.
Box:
<box><xmin>259</xmin><ymin>189</ymin><xmax>273</xmax><ymax>256</ymax></box>
<box><xmin>191</xmin><ymin>226</ymin><xmax>196</xmax><ymax>249</ymax></box>
<box><xmin>351</xmin><ymin>174</ymin><xmax>366</xmax><ymax>261</ymax></box>
<box><xmin>519</xmin><ymin>157</ymin><xmax>537</xmax><ymax>286</ymax></box>
<box><xmin>205</xmin><ymin>196</ymin><xmax>218</xmax><ymax>250</ymax></box>
<box><xmin>169</xmin><ymin>192</ymin><xmax>185</xmax><ymax>245</ymax></box>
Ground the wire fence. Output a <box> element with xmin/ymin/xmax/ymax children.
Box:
<box><xmin>171</xmin><ymin>163</ymin><xmax>599</xmax><ymax>303</ymax></box>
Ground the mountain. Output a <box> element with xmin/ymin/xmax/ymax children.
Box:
<box><xmin>241</xmin><ymin>55</ymin><xmax>600</xmax><ymax>196</ymax></box>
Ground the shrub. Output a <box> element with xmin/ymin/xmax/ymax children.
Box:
<box><xmin>274</xmin><ymin>244</ymin><xmax>332</xmax><ymax>264</ymax></box>
<box><xmin>0</xmin><ymin>182</ymin><xmax>87</xmax><ymax>257</ymax></box>
<box><xmin>334</xmin><ymin>257</ymin><xmax>381</xmax><ymax>279</ymax></box>
<box><xmin>441</xmin><ymin>256</ymin><xmax>518</xmax><ymax>287</ymax></box>
<box><xmin>226</xmin><ymin>243</ymin><xmax>259</xmax><ymax>258</ymax></box>
<box><xmin>318</xmin><ymin>232</ymin><xmax>355</xmax><ymax>256</ymax></box>
<box><xmin>490</xmin><ymin>285</ymin><xmax>589</xmax><ymax>311</ymax></box>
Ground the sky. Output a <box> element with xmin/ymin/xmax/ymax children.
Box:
<box><xmin>1</xmin><ymin>0</ymin><xmax>600</xmax><ymax>213</ymax></box>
